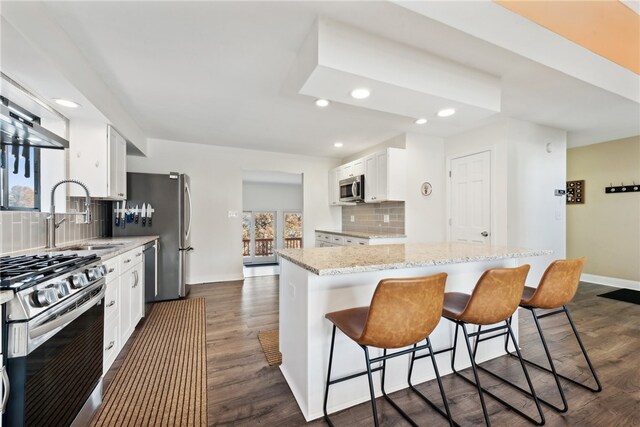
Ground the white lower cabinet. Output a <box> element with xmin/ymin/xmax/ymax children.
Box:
<box><xmin>315</xmin><ymin>231</ymin><xmax>406</xmax><ymax>247</ymax></box>
<box><xmin>102</xmin><ymin>246</ymin><xmax>145</xmax><ymax>375</ymax></box>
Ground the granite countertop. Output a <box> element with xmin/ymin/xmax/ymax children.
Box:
<box><xmin>315</xmin><ymin>229</ymin><xmax>406</xmax><ymax>239</ymax></box>
<box><xmin>1</xmin><ymin>236</ymin><xmax>159</xmax><ymax>260</ymax></box>
<box><xmin>277</xmin><ymin>242</ymin><xmax>552</xmax><ymax>276</ymax></box>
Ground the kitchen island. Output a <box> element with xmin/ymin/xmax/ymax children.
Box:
<box><xmin>276</xmin><ymin>242</ymin><xmax>552</xmax><ymax>421</ymax></box>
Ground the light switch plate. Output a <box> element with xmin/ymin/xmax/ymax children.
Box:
<box><xmin>228</xmin><ymin>210</ymin><xmax>239</xmax><ymax>218</ymax></box>
<box><xmin>350</xmin><ymin>215</ymin><xmax>355</xmax><ymax>222</ymax></box>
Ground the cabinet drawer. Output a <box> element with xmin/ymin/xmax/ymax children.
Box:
<box><xmin>120</xmin><ymin>247</ymin><xmax>143</xmax><ymax>272</ymax></box>
<box><xmin>104</xmin><ymin>280</ymin><xmax>119</xmax><ymax>319</ymax></box>
<box><xmin>103</xmin><ymin>314</ymin><xmax>120</xmax><ymax>374</ymax></box>
<box><xmin>344</xmin><ymin>237</ymin><xmax>368</xmax><ymax>246</ymax></box>
<box><xmin>330</xmin><ymin>235</ymin><xmax>344</xmax><ymax>245</ymax></box>
<box><xmin>103</xmin><ymin>256</ymin><xmax>120</xmax><ymax>281</ymax></box>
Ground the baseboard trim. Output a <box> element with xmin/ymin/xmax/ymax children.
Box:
<box><xmin>581</xmin><ymin>273</ymin><xmax>640</xmax><ymax>291</ymax></box>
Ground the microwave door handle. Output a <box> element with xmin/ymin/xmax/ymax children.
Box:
<box><xmin>352</xmin><ymin>181</ymin><xmax>357</xmax><ymax>197</ymax></box>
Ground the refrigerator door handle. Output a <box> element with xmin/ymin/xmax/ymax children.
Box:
<box><xmin>185</xmin><ymin>183</ymin><xmax>193</xmax><ymax>240</ymax></box>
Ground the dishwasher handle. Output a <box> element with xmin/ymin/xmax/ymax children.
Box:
<box><xmin>1</xmin><ymin>365</ymin><xmax>9</xmax><ymax>414</ymax></box>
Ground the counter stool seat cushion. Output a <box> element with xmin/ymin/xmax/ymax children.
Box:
<box><xmin>521</xmin><ymin>286</ymin><xmax>537</xmax><ymax>304</ymax></box>
<box><xmin>442</xmin><ymin>292</ymin><xmax>471</xmax><ymax>320</ymax></box>
<box><xmin>325</xmin><ymin>307</ymin><xmax>369</xmax><ymax>343</ymax></box>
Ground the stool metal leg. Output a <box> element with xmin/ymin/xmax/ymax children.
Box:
<box><xmin>498</xmin><ymin>309</ymin><xmax>569</xmax><ymax>412</ymax></box>
<box><xmin>363</xmin><ymin>346</ymin><xmax>380</xmax><ymax>427</ymax></box>
<box><xmin>323</xmin><ymin>325</ymin><xmax>337</xmax><ymax>426</ymax></box>
<box><xmin>505</xmin><ymin>306</ymin><xmax>602</xmax><ymax>396</ymax></box>
<box><xmin>407</xmin><ymin>339</ymin><xmax>458</xmax><ymax>427</ymax></box>
<box><xmin>564</xmin><ymin>306</ymin><xmax>603</xmax><ymax>392</ymax></box>
<box><xmin>451</xmin><ymin>320</ymin><xmax>546</xmax><ymax>426</ymax></box>
<box><xmin>450</xmin><ymin>322</ymin><xmax>492</xmax><ymax>426</ymax></box>
<box><xmin>460</xmin><ymin>323</ymin><xmax>492</xmax><ymax>427</ymax></box>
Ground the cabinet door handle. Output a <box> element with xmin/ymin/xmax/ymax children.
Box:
<box><xmin>136</xmin><ymin>253</ymin><xmax>142</xmax><ymax>257</ymax></box>
<box><xmin>1</xmin><ymin>366</ymin><xmax>10</xmax><ymax>414</ymax></box>
<box><xmin>118</xmin><ymin>193</ymin><xmax>124</xmax><ymax>197</ymax></box>
<box><xmin>107</xmin><ymin>300</ymin><xmax>116</xmax><ymax>307</ymax></box>
<box><xmin>105</xmin><ymin>341</ymin><xmax>115</xmax><ymax>351</ymax></box>
<box><xmin>108</xmin><ymin>267</ymin><xmax>115</xmax><ymax>273</ymax></box>
<box><xmin>132</xmin><ymin>270</ymin><xmax>139</xmax><ymax>288</ymax></box>
<box><xmin>124</xmin><ymin>259</ymin><xmax>131</xmax><ymax>264</ymax></box>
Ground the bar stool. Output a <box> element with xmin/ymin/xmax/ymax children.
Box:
<box><xmin>323</xmin><ymin>273</ymin><xmax>454</xmax><ymax>427</ymax></box>
<box><xmin>441</xmin><ymin>265</ymin><xmax>545</xmax><ymax>427</ymax></box>
<box><xmin>492</xmin><ymin>257</ymin><xmax>602</xmax><ymax>412</ymax></box>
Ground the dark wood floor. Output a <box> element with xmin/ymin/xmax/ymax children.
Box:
<box><xmin>108</xmin><ymin>279</ymin><xmax>640</xmax><ymax>426</ymax></box>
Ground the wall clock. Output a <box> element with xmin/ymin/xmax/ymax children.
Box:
<box><xmin>421</xmin><ymin>182</ymin><xmax>433</xmax><ymax>196</ymax></box>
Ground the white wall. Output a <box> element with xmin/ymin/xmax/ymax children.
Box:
<box><xmin>243</xmin><ymin>182</ymin><xmax>303</xmax><ymax>211</ymax></box>
<box><xmin>506</xmin><ymin>119</ymin><xmax>567</xmax><ymax>281</ymax></box>
<box><xmin>444</xmin><ymin>118</ymin><xmax>567</xmax><ymax>283</ymax></box>
<box><xmin>127</xmin><ymin>138</ymin><xmax>340</xmax><ymax>284</ymax></box>
<box><xmin>404</xmin><ymin>133</ymin><xmax>446</xmax><ymax>243</ymax></box>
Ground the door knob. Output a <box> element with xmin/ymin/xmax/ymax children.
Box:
<box><xmin>481</xmin><ymin>231</ymin><xmax>489</xmax><ymax>237</ymax></box>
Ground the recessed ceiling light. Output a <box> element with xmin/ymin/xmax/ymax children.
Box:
<box><xmin>350</xmin><ymin>88</ymin><xmax>370</xmax><ymax>99</ymax></box>
<box><xmin>334</xmin><ymin>142</ymin><xmax>343</xmax><ymax>148</ymax></box>
<box><xmin>415</xmin><ymin>118</ymin><xmax>428</xmax><ymax>125</ymax></box>
<box><xmin>315</xmin><ymin>99</ymin><xmax>330</xmax><ymax>107</ymax></box>
<box><xmin>53</xmin><ymin>98</ymin><xmax>80</xmax><ymax>108</ymax></box>
<box><xmin>437</xmin><ymin>108</ymin><xmax>456</xmax><ymax>118</ymax></box>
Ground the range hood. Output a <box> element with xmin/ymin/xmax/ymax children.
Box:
<box><xmin>0</xmin><ymin>96</ymin><xmax>69</xmax><ymax>149</ymax></box>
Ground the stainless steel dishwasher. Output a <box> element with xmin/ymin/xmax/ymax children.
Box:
<box><xmin>143</xmin><ymin>241</ymin><xmax>158</xmax><ymax>316</ymax></box>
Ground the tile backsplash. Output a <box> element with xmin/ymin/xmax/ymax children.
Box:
<box><xmin>0</xmin><ymin>198</ymin><xmax>111</xmax><ymax>255</ymax></box>
<box><xmin>342</xmin><ymin>202</ymin><xmax>405</xmax><ymax>234</ymax></box>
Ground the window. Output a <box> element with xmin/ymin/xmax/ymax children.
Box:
<box><xmin>1</xmin><ymin>145</ymin><xmax>40</xmax><ymax>210</ymax></box>
<box><xmin>284</xmin><ymin>212</ymin><xmax>302</xmax><ymax>249</ymax></box>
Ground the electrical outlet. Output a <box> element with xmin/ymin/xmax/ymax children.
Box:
<box><xmin>350</xmin><ymin>215</ymin><xmax>355</xmax><ymax>222</ymax></box>
<box><xmin>383</xmin><ymin>214</ymin><xmax>389</xmax><ymax>223</ymax></box>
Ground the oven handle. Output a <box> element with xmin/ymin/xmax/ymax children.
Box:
<box><xmin>1</xmin><ymin>366</ymin><xmax>9</xmax><ymax>414</ymax></box>
<box><xmin>29</xmin><ymin>283</ymin><xmax>106</xmax><ymax>341</ymax></box>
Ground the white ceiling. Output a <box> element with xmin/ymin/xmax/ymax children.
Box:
<box><xmin>3</xmin><ymin>1</ymin><xmax>638</xmax><ymax>158</ymax></box>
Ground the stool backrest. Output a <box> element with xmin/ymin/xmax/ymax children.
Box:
<box><xmin>359</xmin><ymin>273</ymin><xmax>448</xmax><ymax>349</ymax></box>
<box><xmin>461</xmin><ymin>265</ymin><xmax>530</xmax><ymax>325</ymax></box>
<box><xmin>526</xmin><ymin>257</ymin><xmax>586</xmax><ymax>309</ymax></box>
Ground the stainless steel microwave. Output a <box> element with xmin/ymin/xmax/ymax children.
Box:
<box><xmin>339</xmin><ymin>175</ymin><xmax>365</xmax><ymax>202</ymax></box>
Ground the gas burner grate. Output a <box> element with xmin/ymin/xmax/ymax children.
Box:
<box><xmin>0</xmin><ymin>253</ymin><xmax>99</xmax><ymax>290</ymax></box>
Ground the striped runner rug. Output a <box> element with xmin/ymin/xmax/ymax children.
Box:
<box><xmin>91</xmin><ymin>298</ymin><xmax>207</xmax><ymax>427</ymax></box>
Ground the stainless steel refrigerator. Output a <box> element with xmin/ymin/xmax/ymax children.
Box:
<box><xmin>113</xmin><ymin>172</ymin><xmax>193</xmax><ymax>301</ymax></box>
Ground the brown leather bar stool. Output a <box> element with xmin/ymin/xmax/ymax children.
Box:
<box><xmin>323</xmin><ymin>273</ymin><xmax>455</xmax><ymax>427</ymax></box>
<box><xmin>489</xmin><ymin>257</ymin><xmax>602</xmax><ymax>412</ymax></box>
<box><xmin>441</xmin><ymin>264</ymin><xmax>545</xmax><ymax>427</ymax></box>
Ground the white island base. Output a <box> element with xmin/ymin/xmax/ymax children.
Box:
<box><xmin>278</xmin><ymin>252</ymin><xmax>539</xmax><ymax>421</ymax></box>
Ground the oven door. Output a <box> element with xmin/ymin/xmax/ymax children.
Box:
<box><xmin>5</xmin><ymin>281</ymin><xmax>105</xmax><ymax>427</ymax></box>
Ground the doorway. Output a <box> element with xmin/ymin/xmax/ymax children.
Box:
<box><xmin>242</xmin><ymin>171</ymin><xmax>303</xmax><ymax>269</ymax></box>
<box><xmin>449</xmin><ymin>150</ymin><xmax>492</xmax><ymax>244</ymax></box>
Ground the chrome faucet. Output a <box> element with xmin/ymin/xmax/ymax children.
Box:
<box><xmin>46</xmin><ymin>179</ymin><xmax>92</xmax><ymax>248</ymax></box>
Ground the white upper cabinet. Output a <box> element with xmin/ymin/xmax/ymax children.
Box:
<box><xmin>328</xmin><ymin>167</ymin><xmax>342</xmax><ymax>206</ymax></box>
<box><xmin>370</xmin><ymin>148</ymin><xmax>405</xmax><ymax>202</ymax></box>
<box><xmin>340</xmin><ymin>159</ymin><xmax>364</xmax><ymax>180</ymax></box>
<box><xmin>329</xmin><ymin>148</ymin><xmax>406</xmax><ymax>206</ymax></box>
<box><xmin>69</xmin><ymin>122</ymin><xmax>127</xmax><ymax>199</ymax></box>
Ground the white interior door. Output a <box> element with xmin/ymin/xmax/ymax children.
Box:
<box><xmin>450</xmin><ymin>151</ymin><xmax>491</xmax><ymax>244</ymax></box>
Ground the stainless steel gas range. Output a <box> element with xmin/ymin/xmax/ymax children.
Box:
<box><xmin>0</xmin><ymin>253</ymin><xmax>107</xmax><ymax>427</ymax></box>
